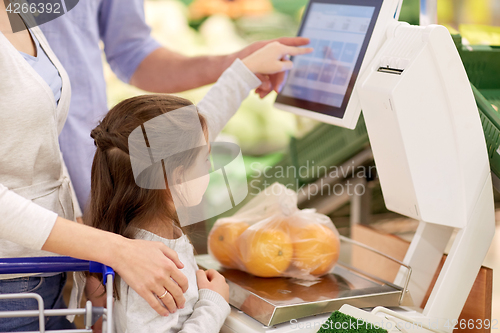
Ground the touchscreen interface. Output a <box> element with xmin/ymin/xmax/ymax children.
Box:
<box><xmin>277</xmin><ymin>1</ymin><xmax>380</xmax><ymax>118</ymax></box>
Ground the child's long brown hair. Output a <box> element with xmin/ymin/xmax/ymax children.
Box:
<box><xmin>87</xmin><ymin>94</ymin><xmax>207</xmax><ymax>236</ymax></box>
<box><xmin>86</xmin><ymin>94</ymin><xmax>207</xmax><ymax>297</ymax></box>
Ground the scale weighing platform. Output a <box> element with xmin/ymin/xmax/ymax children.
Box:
<box><xmin>196</xmin><ymin>234</ymin><xmax>412</xmax><ymax>327</ymax></box>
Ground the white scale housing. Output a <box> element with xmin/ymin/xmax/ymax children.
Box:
<box><xmin>221</xmin><ymin>1</ymin><xmax>495</xmax><ymax>332</ymax></box>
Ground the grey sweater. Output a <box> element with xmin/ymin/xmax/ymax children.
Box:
<box><xmin>114</xmin><ymin>229</ymin><xmax>230</xmax><ymax>333</ymax></box>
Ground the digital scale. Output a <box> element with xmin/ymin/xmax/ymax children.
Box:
<box><xmin>197</xmin><ymin>0</ymin><xmax>496</xmax><ymax>331</ymax></box>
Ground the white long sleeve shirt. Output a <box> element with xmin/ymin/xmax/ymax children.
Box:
<box><xmin>0</xmin><ymin>24</ymin><xmax>80</xmax><ymax>275</ymax></box>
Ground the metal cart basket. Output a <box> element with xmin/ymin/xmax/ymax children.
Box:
<box><xmin>0</xmin><ymin>257</ymin><xmax>114</xmax><ymax>333</ymax></box>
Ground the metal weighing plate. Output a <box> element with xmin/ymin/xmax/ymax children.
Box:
<box><xmin>196</xmin><ymin>254</ymin><xmax>407</xmax><ymax>327</ymax></box>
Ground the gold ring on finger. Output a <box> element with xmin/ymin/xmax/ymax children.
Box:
<box><xmin>158</xmin><ymin>289</ymin><xmax>168</xmax><ymax>299</ymax></box>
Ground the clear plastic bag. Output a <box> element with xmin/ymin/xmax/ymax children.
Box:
<box><xmin>208</xmin><ymin>183</ymin><xmax>340</xmax><ymax>279</ymax></box>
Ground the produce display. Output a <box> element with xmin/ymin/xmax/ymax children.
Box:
<box><xmin>189</xmin><ymin>0</ymin><xmax>273</xmax><ymax>20</ymax></box>
<box><xmin>208</xmin><ymin>183</ymin><xmax>341</xmax><ymax>279</ymax></box>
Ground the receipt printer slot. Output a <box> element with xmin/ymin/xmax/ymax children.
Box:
<box><xmin>377</xmin><ymin>67</ymin><xmax>404</xmax><ymax>75</ymax></box>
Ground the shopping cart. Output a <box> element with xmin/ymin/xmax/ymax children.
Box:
<box><xmin>0</xmin><ymin>257</ymin><xmax>114</xmax><ymax>333</ymax></box>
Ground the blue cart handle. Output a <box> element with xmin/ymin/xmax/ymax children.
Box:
<box><xmin>0</xmin><ymin>256</ymin><xmax>115</xmax><ymax>278</ymax></box>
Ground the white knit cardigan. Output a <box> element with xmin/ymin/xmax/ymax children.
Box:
<box><xmin>0</xmin><ymin>24</ymin><xmax>79</xmax><ymax>272</ymax></box>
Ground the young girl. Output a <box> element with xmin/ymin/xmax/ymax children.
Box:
<box><xmin>87</xmin><ymin>43</ymin><xmax>312</xmax><ymax>332</ymax></box>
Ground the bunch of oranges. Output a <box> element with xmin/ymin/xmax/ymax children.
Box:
<box><xmin>208</xmin><ymin>216</ymin><xmax>340</xmax><ymax>278</ymax></box>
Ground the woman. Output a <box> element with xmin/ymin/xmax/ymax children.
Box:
<box><xmin>0</xmin><ymin>5</ymin><xmax>188</xmax><ymax>331</ymax></box>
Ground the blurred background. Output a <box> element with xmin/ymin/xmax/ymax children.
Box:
<box><xmin>105</xmin><ymin>0</ymin><xmax>500</xmax><ymax>159</ymax></box>
<box><xmin>100</xmin><ymin>0</ymin><xmax>500</xmax><ymax>320</ymax></box>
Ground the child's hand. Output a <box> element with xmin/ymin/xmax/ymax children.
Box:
<box><xmin>196</xmin><ymin>269</ymin><xmax>229</xmax><ymax>302</ymax></box>
<box><xmin>242</xmin><ymin>41</ymin><xmax>313</xmax><ymax>75</ymax></box>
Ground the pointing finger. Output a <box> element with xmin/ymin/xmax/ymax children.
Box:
<box><xmin>275</xmin><ymin>36</ymin><xmax>311</xmax><ymax>47</ymax></box>
<box><xmin>282</xmin><ymin>46</ymin><xmax>313</xmax><ymax>57</ymax></box>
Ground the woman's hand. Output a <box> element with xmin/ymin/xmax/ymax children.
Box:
<box><xmin>42</xmin><ymin>217</ymin><xmax>189</xmax><ymax>317</ymax></box>
<box><xmin>196</xmin><ymin>269</ymin><xmax>229</xmax><ymax>302</ymax></box>
<box><xmin>242</xmin><ymin>41</ymin><xmax>313</xmax><ymax>75</ymax></box>
<box><xmin>112</xmin><ymin>238</ymin><xmax>189</xmax><ymax>315</ymax></box>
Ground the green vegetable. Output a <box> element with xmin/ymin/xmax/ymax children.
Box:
<box><xmin>316</xmin><ymin>311</ymin><xmax>388</xmax><ymax>333</ymax></box>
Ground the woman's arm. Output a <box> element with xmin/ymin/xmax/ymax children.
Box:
<box><xmin>42</xmin><ymin>216</ymin><xmax>189</xmax><ymax>316</ymax></box>
<box><xmin>0</xmin><ymin>178</ymin><xmax>188</xmax><ymax>315</ymax></box>
<box><xmin>0</xmin><ymin>181</ymin><xmax>187</xmax><ymax>315</ymax></box>
<box><xmin>0</xmin><ymin>183</ymin><xmax>59</xmax><ymax>250</ymax></box>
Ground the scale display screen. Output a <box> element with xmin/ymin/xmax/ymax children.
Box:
<box><xmin>276</xmin><ymin>0</ymin><xmax>383</xmax><ymax>119</ymax></box>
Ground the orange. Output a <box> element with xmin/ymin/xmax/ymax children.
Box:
<box><xmin>208</xmin><ymin>221</ymin><xmax>249</xmax><ymax>268</ymax></box>
<box><xmin>263</xmin><ymin>216</ymin><xmax>289</xmax><ymax>230</ymax></box>
<box><xmin>238</xmin><ymin>225</ymin><xmax>293</xmax><ymax>278</ymax></box>
<box><xmin>291</xmin><ymin>224</ymin><xmax>340</xmax><ymax>276</ymax></box>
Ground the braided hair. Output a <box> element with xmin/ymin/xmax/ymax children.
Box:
<box><xmin>86</xmin><ymin>94</ymin><xmax>208</xmax><ymax>298</ymax></box>
<box><xmin>87</xmin><ymin>94</ymin><xmax>207</xmax><ymax>240</ymax></box>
